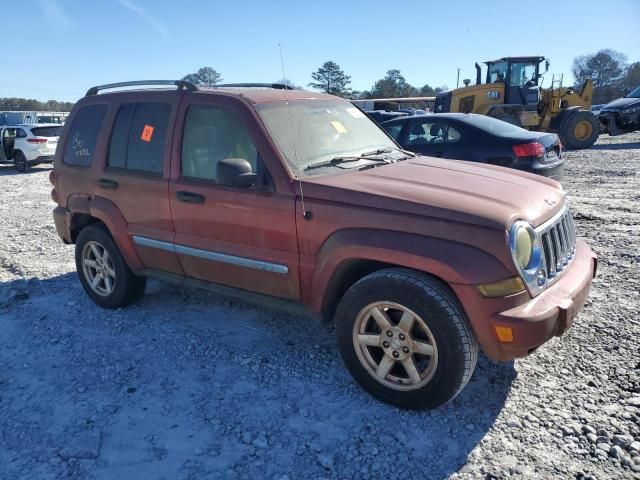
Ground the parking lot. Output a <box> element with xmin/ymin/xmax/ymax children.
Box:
<box><xmin>1</xmin><ymin>132</ymin><xmax>639</xmax><ymax>479</ymax></box>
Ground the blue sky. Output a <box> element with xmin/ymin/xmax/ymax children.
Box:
<box><xmin>6</xmin><ymin>0</ymin><xmax>640</xmax><ymax>102</ymax></box>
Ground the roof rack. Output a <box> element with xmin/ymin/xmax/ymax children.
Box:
<box><xmin>213</xmin><ymin>83</ymin><xmax>294</xmax><ymax>90</ymax></box>
<box><xmin>85</xmin><ymin>80</ymin><xmax>197</xmax><ymax>96</ymax></box>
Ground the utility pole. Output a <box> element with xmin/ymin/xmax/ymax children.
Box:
<box><xmin>456</xmin><ymin>68</ymin><xmax>460</xmax><ymax>88</ymax></box>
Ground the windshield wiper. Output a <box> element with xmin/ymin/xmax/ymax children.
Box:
<box><xmin>304</xmin><ymin>154</ymin><xmax>392</xmax><ymax>171</ymax></box>
<box><xmin>371</xmin><ymin>146</ymin><xmax>418</xmax><ymax>158</ymax></box>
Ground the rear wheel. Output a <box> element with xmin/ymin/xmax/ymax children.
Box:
<box><xmin>13</xmin><ymin>151</ymin><xmax>29</xmax><ymax>173</ymax></box>
<box><xmin>558</xmin><ymin>110</ymin><xmax>599</xmax><ymax>150</ymax></box>
<box><xmin>75</xmin><ymin>225</ymin><xmax>146</xmax><ymax>308</ymax></box>
<box><xmin>335</xmin><ymin>268</ymin><xmax>478</xmax><ymax>409</ymax></box>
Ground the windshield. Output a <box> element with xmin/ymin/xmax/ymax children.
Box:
<box><xmin>256</xmin><ymin>99</ymin><xmax>402</xmax><ymax>176</ymax></box>
<box><xmin>460</xmin><ymin>114</ymin><xmax>529</xmax><ymax>136</ymax></box>
<box><xmin>627</xmin><ymin>86</ymin><xmax>640</xmax><ymax>98</ymax></box>
<box><xmin>509</xmin><ymin>62</ymin><xmax>538</xmax><ymax>87</ymax></box>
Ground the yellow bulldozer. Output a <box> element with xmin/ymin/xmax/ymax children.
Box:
<box><xmin>434</xmin><ymin>56</ymin><xmax>600</xmax><ymax>149</ymax></box>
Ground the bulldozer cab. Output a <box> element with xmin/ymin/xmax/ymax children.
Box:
<box><xmin>484</xmin><ymin>56</ymin><xmax>547</xmax><ymax>108</ymax></box>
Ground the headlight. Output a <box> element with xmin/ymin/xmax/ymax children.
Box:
<box><xmin>509</xmin><ymin>220</ymin><xmax>545</xmax><ymax>293</ymax></box>
<box><xmin>514</xmin><ymin>225</ymin><xmax>533</xmax><ymax>268</ymax></box>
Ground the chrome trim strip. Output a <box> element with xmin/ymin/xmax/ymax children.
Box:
<box><xmin>536</xmin><ymin>203</ymin><xmax>568</xmax><ymax>233</ymax></box>
<box><xmin>132</xmin><ymin>236</ymin><xmax>289</xmax><ymax>275</ymax></box>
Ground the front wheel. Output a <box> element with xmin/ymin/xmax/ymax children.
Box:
<box><xmin>558</xmin><ymin>110</ymin><xmax>599</xmax><ymax>150</ymax></box>
<box><xmin>75</xmin><ymin>225</ymin><xmax>147</xmax><ymax>308</ymax></box>
<box><xmin>335</xmin><ymin>269</ymin><xmax>478</xmax><ymax>409</ymax></box>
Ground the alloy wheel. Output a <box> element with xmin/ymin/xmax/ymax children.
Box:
<box><xmin>81</xmin><ymin>241</ymin><xmax>116</xmax><ymax>297</ymax></box>
<box><xmin>352</xmin><ymin>301</ymin><xmax>438</xmax><ymax>391</ymax></box>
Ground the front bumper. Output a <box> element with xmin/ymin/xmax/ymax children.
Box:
<box><xmin>453</xmin><ymin>239</ymin><xmax>597</xmax><ymax>361</ymax></box>
<box><xmin>599</xmin><ymin>110</ymin><xmax>640</xmax><ymax>136</ymax></box>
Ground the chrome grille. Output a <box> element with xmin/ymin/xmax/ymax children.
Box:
<box><xmin>538</xmin><ymin>207</ymin><xmax>576</xmax><ymax>281</ymax></box>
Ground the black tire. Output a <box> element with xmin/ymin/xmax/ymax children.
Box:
<box><xmin>75</xmin><ymin>224</ymin><xmax>147</xmax><ymax>308</ymax></box>
<box><xmin>13</xmin><ymin>151</ymin><xmax>29</xmax><ymax>173</ymax></box>
<box><xmin>557</xmin><ymin>110</ymin><xmax>599</xmax><ymax>150</ymax></box>
<box><xmin>335</xmin><ymin>268</ymin><xmax>478</xmax><ymax>409</ymax></box>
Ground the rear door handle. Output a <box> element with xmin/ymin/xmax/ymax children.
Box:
<box><xmin>97</xmin><ymin>178</ymin><xmax>118</xmax><ymax>189</ymax></box>
<box><xmin>176</xmin><ymin>191</ymin><xmax>205</xmax><ymax>204</ymax></box>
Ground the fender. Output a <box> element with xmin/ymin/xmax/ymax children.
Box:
<box><xmin>549</xmin><ymin>106</ymin><xmax>583</xmax><ymax>131</ymax></box>
<box><xmin>68</xmin><ymin>194</ymin><xmax>143</xmax><ymax>271</ymax></box>
<box><xmin>307</xmin><ymin>228</ymin><xmax>515</xmax><ymax>313</ymax></box>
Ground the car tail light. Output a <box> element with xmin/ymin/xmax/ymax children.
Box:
<box><xmin>27</xmin><ymin>138</ymin><xmax>47</xmax><ymax>144</ymax></box>
<box><xmin>512</xmin><ymin>142</ymin><xmax>545</xmax><ymax>158</ymax></box>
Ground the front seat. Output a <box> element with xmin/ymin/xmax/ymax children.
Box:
<box><xmin>409</xmin><ymin>124</ymin><xmax>428</xmax><ymax>145</ymax></box>
<box><xmin>429</xmin><ymin>124</ymin><xmax>445</xmax><ymax>143</ymax></box>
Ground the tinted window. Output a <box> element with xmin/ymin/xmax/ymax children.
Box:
<box><xmin>406</xmin><ymin>122</ymin><xmax>462</xmax><ymax>145</ymax></box>
<box><xmin>31</xmin><ymin>126</ymin><xmax>62</xmax><ymax>137</ymax></box>
<box><xmin>63</xmin><ymin>104</ymin><xmax>107</xmax><ymax>167</ymax></box>
<box><xmin>181</xmin><ymin>105</ymin><xmax>257</xmax><ymax>182</ymax></box>
<box><xmin>627</xmin><ymin>86</ymin><xmax>640</xmax><ymax>98</ymax></box>
<box><xmin>16</xmin><ymin>129</ymin><xmax>27</xmax><ymax>138</ymax></box>
<box><xmin>108</xmin><ymin>103</ymin><xmax>135</xmax><ymax>169</ymax></box>
<box><xmin>383</xmin><ymin>123</ymin><xmax>403</xmax><ymax>140</ymax></box>
<box><xmin>108</xmin><ymin>102</ymin><xmax>171</xmax><ymax>174</ymax></box>
<box><xmin>460</xmin><ymin>114</ymin><xmax>528</xmax><ymax>137</ymax></box>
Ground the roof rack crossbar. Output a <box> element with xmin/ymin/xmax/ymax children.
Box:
<box><xmin>213</xmin><ymin>83</ymin><xmax>294</xmax><ymax>90</ymax></box>
<box><xmin>85</xmin><ymin>80</ymin><xmax>197</xmax><ymax>96</ymax></box>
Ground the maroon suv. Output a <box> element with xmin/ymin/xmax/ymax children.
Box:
<box><xmin>51</xmin><ymin>80</ymin><xmax>597</xmax><ymax>409</ymax></box>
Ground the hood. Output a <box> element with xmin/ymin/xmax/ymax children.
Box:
<box><xmin>601</xmin><ymin>96</ymin><xmax>640</xmax><ymax>111</ymax></box>
<box><xmin>302</xmin><ymin>157</ymin><xmax>565</xmax><ymax>230</ymax></box>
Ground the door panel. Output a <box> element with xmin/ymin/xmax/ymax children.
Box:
<box><xmin>169</xmin><ymin>96</ymin><xmax>299</xmax><ymax>300</ymax></box>
<box><xmin>97</xmin><ymin>95</ymin><xmax>183</xmax><ymax>274</ymax></box>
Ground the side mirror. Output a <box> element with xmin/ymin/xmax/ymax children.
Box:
<box><xmin>216</xmin><ymin>158</ymin><xmax>257</xmax><ymax>188</ymax></box>
<box><xmin>544</xmin><ymin>60</ymin><xmax>550</xmax><ymax>73</ymax></box>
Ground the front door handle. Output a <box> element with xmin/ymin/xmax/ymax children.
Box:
<box><xmin>176</xmin><ymin>191</ymin><xmax>205</xmax><ymax>204</ymax></box>
<box><xmin>97</xmin><ymin>178</ymin><xmax>118</xmax><ymax>189</ymax></box>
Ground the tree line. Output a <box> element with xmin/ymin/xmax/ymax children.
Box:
<box><xmin>0</xmin><ymin>98</ymin><xmax>75</xmax><ymax>112</ymax></box>
<box><xmin>2</xmin><ymin>49</ymin><xmax>635</xmax><ymax>113</ymax></box>
<box><xmin>181</xmin><ymin>64</ymin><xmax>447</xmax><ymax>99</ymax></box>
<box><xmin>183</xmin><ymin>48</ymin><xmax>638</xmax><ymax>104</ymax></box>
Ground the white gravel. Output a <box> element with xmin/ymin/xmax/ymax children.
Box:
<box><xmin>0</xmin><ymin>132</ymin><xmax>639</xmax><ymax>479</ymax></box>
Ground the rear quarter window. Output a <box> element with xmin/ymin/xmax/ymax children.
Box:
<box><xmin>63</xmin><ymin>104</ymin><xmax>108</xmax><ymax>167</ymax></box>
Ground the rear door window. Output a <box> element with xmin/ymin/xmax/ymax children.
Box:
<box><xmin>63</xmin><ymin>104</ymin><xmax>108</xmax><ymax>167</ymax></box>
<box><xmin>108</xmin><ymin>102</ymin><xmax>171</xmax><ymax>175</ymax></box>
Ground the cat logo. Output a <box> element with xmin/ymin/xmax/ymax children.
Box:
<box><xmin>487</xmin><ymin>90</ymin><xmax>501</xmax><ymax>100</ymax></box>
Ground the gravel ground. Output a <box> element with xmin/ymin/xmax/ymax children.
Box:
<box><xmin>0</xmin><ymin>132</ymin><xmax>639</xmax><ymax>480</ymax></box>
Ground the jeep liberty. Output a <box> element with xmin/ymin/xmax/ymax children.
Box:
<box><xmin>51</xmin><ymin>80</ymin><xmax>597</xmax><ymax>409</ymax></box>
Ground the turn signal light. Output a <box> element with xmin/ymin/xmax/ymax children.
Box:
<box><xmin>494</xmin><ymin>326</ymin><xmax>514</xmax><ymax>343</ymax></box>
<box><xmin>513</xmin><ymin>142</ymin><xmax>545</xmax><ymax>158</ymax></box>
<box><xmin>477</xmin><ymin>277</ymin><xmax>525</xmax><ymax>298</ymax></box>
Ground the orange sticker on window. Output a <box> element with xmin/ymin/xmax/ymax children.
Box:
<box><xmin>141</xmin><ymin>124</ymin><xmax>155</xmax><ymax>142</ymax></box>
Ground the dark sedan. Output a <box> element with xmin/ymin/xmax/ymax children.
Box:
<box><xmin>381</xmin><ymin>113</ymin><xmax>564</xmax><ymax>180</ymax></box>
<box><xmin>598</xmin><ymin>86</ymin><xmax>640</xmax><ymax>136</ymax></box>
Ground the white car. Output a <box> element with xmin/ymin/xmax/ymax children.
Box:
<box><xmin>0</xmin><ymin>123</ymin><xmax>62</xmax><ymax>172</ymax></box>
